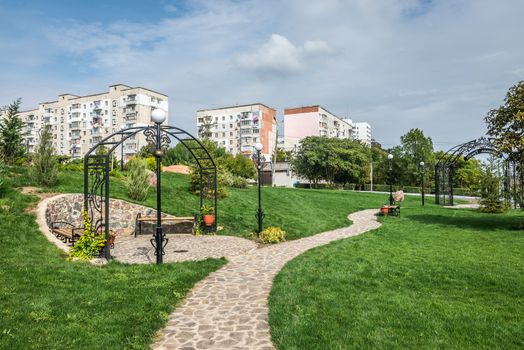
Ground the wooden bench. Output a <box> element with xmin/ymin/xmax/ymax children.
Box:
<box><xmin>51</xmin><ymin>221</ymin><xmax>84</xmax><ymax>245</ymax></box>
<box><xmin>135</xmin><ymin>213</ymin><xmax>198</xmax><ymax>237</ymax></box>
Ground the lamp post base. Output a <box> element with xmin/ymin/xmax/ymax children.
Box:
<box><xmin>256</xmin><ymin>208</ymin><xmax>264</xmax><ymax>236</ymax></box>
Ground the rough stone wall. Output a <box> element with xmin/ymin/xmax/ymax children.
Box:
<box><xmin>45</xmin><ymin>194</ymin><xmax>194</xmax><ymax>235</ymax></box>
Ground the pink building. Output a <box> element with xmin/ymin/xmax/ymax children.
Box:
<box><xmin>283</xmin><ymin>105</ymin><xmax>353</xmax><ymax>149</ymax></box>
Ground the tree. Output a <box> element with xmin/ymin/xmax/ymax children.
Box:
<box><xmin>163</xmin><ymin>142</ymin><xmax>192</xmax><ymax>166</ymax></box>
<box><xmin>291</xmin><ymin>137</ymin><xmax>370</xmax><ymax>187</ymax></box>
<box><xmin>485</xmin><ymin>81</ymin><xmax>524</xmax><ymax>162</ymax></box>
<box><xmin>223</xmin><ymin>154</ymin><xmax>256</xmax><ymax>179</ymax></box>
<box><xmin>0</xmin><ymin>98</ymin><xmax>26</xmax><ymax>164</ymax></box>
<box><xmin>399</xmin><ymin>128</ymin><xmax>435</xmax><ymax>186</ymax></box>
<box><xmin>32</xmin><ymin>125</ymin><xmax>58</xmax><ymax>186</ymax></box>
<box><xmin>272</xmin><ymin>148</ymin><xmax>294</xmax><ymax>162</ymax></box>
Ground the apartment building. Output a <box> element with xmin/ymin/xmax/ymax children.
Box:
<box><xmin>14</xmin><ymin>84</ymin><xmax>168</xmax><ymax>160</ymax></box>
<box><xmin>196</xmin><ymin>103</ymin><xmax>277</xmax><ymax>158</ymax></box>
<box><xmin>353</xmin><ymin>122</ymin><xmax>372</xmax><ymax>146</ymax></box>
<box><xmin>283</xmin><ymin>105</ymin><xmax>354</xmax><ymax>149</ymax></box>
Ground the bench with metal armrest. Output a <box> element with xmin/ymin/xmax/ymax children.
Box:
<box><xmin>51</xmin><ymin>221</ymin><xmax>84</xmax><ymax>245</ymax></box>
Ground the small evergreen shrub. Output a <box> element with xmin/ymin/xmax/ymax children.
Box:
<box><xmin>126</xmin><ymin>158</ymin><xmax>150</xmax><ymax>201</ymax></box>
<box><xmin>70</xmin><ymin>209</ymin><xmax>106</xmax><ymax>260</ymax></box>
<box><xmin>32</xmin><ymin>126</ymin><xmax>58</xmax><ymax>186</ymax></box>
<box><xmin>259</xmin><ymin>226</ymin><xmax>286</xmax><ymax>244</ymax></box>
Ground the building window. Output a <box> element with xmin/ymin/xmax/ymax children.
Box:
<box><xmin>230</xmin><ymin>132</ymin><xmax>233</xmax><ymax>136</ymax></box>
<box><xmin>112</xmin><ymin>100</ymin><xmax>117</xmax><ymax>107</ymax></box>
<box><xmin>214</xmin><ymin>133</ymin><xmax>218</xmax><ymax>138</ymax></box>
<box><xmin>229</xmin><ymin>124</ymin><xmax>233</xmax><ymax>128</ymax></box>
<box><xmin>112</xmin><ymin>110</ymin><xmax>116</xmax><ymax>116</ymax></box>
<box><xmin>105</xmin><ymin>101</ymin><xmax>108</xmax><ymax>106</ymax></box>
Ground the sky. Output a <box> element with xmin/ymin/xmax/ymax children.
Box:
<box><xmin>0</xmin><ymin>0</ymin><xmax>523</xmax><ymax>150</ymax></box>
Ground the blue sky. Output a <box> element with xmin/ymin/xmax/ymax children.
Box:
<box><xmin>1</xmin><ymin>0</ymin><xmax>523</xmax><ymax>149</ymax></box>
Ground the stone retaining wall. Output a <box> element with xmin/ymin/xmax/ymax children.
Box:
<box><xmin>45</xmin><ymin>194</ymin><xmax>194</xmax><ymax>235</ymax></box>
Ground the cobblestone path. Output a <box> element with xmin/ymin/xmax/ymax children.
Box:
<box><xmin>152</xmin><ymin>209</ymin><xmax>381</xmax><ymax>350</ymax></box>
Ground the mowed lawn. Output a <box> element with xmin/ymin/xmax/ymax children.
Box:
<box><xmin>35</xmin><ymin>168</ymin><xmax>392</xmax><ymax>239</ymax></box>
<box><xmin>0</xmin><ymin>186</ymin><xmax>225</xmax><ymax>349</ymax></box>
<box><xmin>269</xmin><ymin>203</ymin><xmax>524</xmax><ymax>349</ymax></box>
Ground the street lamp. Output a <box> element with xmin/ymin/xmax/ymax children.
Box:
<box><xmin>388</xmin><ymin>153</ymin><xmax>394</xmax><ymax>205</ymax></box>
<box><xmin>419</xmin><ymin>161</ymin><xmax>425</xmax><ymax>206</ymax></box>
<box><xmin>255</xmin><ymin>142</ymin><xmax>264</xmax><ymax>235</ymax></box>
<box><xmin>151</xmin><ymin>108</ymin><xmax>166</xmax><ymax>264</ymax></box>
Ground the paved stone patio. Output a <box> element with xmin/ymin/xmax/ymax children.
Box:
<box><xmin>112</xmin><ymin>233</ymin><xmax>257</xmax><ymax>264</ymax></box>
<box><xmin>152</xmin><ymin>209</ymin><xmax>381</xmax><ymax>350</ymax></box>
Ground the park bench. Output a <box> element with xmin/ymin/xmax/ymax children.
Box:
<box><xmin>381</xmin><ymin>190</ymin><xmax>404</xmax><ymax>217</ymax></box>
<box><xmin>51</xmin><ymin>221</ymin><xmax>84</xmax><ymax>245</ymax></box>
<box><xmin>134</xmin><ymin>213</ymin><xmax>198</xmax><ymax>237</ymax></box>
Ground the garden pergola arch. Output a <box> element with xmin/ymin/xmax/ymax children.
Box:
<box><xmin>83</xmin><ymin>124</ymin><xmax>217</xmax><ymax>260</ymax></box>
<box><xmin>434</xmin><ymin>137</ymin><xmax>515</xmax><ymax>206</ymax></box>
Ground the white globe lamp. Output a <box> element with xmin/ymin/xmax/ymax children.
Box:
<box><xmin>255</xmin><ymin>143</ymin><xmax>263</xmax><ymax>152</ymax></box>
<box><xmin>151</xmin><ymin>109</ymin><xmax>166</xmax><ymax>124</ymax></box>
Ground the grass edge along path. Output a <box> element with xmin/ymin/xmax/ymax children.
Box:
<box><xmin>0</xmin><ymin>187</ymin><xmax>226</xmax><ymax>350</ymax></box>
<box><xmin>268</xmin><ymin>204</ymin><xmax>524</xmax><ymax>350</ymax></box>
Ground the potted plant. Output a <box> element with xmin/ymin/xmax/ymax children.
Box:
<box><xmin>380</xmin><ymin>206</ymin><xmax>389</xmax><ymax>216</ymax></box>
<box><xmin>200</xmin><ymin>205</ymin><xmax>215</xmax><ymax>227</ymax></box>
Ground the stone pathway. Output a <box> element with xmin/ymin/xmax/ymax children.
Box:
<box><xmin>152</xmin><ymin>209</ymin><xmax>381</xmax><ymax>350</ymax></box>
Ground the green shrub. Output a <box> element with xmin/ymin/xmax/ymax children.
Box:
<box><xmin>189</xmin><ymin>166</ymin><xmax>229</xmax><ymax>199</ymax></box>
<box><xmin>145</xmin><ymin>156</ymin><xmax>163</xmax><ymax>172</ymax></box>
<box><xmin>259</xmin><ymin>226</ymin><xmax>286</xmax><ymax>244</ymax></box>
<box><xmin>70</xmin><ymin>209</ymin><xmax>106</xmax><ymax>260</ymax></box>
<box><xmin>126</xmin><ymin>158</ymin><xmax>150</xmax><ymax>201</ymax></box>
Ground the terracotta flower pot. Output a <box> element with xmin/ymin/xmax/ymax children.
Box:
<box><xmin>380</xmin><ymin>207</ymin><xmax>389</xmax><ymax>216</ymax></box>
<box><xmin>203</xmin><ymin>214</ymin><xmax>215</xmax><ymax>227</ymax></box>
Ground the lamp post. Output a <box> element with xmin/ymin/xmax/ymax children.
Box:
<box><xmin>151</xmin><ymin>108</ymin><xmax>166</xmax><ymax>264</ymax></box>
<box><xmin>388</xmin><ymin>153</ymin><xmax>394</xmax><ymax>205</ymax></box>
<box><xmin>419</xmin><ymin>161</ymin><xmax>425</xmax><ymax>206</ymax></box>
<box><xmin>255</xmin><ymin>142</ymin><xmax>264</xmax><ymax>235</ymax></box>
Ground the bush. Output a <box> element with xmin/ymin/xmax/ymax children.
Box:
<box><xmin>258</xmin><ymin>226</ymin><xmax>286</xmax><ymax>244</ymax></box>
<box><xmin>189</xmin><ymin>166</ymin><xmax>229</xmax><ymax>199</ymax></box>
<box><xmin>59</xmin><ymin>158</ymin><xmax>84</xmax><ymax>172</ymax></box>
<box><xmin>145</xmin><ymin>156</ymin><xmax>163</xmax><ymax>172</ymax></box>
<box><xmin>70</xmin><ymin>210</ymin><xmax>106</xmax><ymax>260</ymax></box>
<box><xmin>126</xmin><ymin>158</ymin><xmax>150</xmax><ymax>201</ymax></box>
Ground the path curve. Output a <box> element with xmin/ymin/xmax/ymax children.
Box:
<box><xmin>152</xmin><ymin>209</ymin><xmax>381</xmax><ymax>350</ymax></box>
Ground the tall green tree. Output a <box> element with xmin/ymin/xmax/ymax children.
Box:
<box><xmin>0</xmin><ymin>98</ymin><xmax>26</xmax><ymax>164</ymax></box>
<box><xmin>32</xmin><ymin>125</ymin><xmax>58</xmax><ymax>186</ymax></box>
<box><xmin>395</xmin><ymin>128</ymin><xmax>435</xmax><ymax>186</ymax></box>
<box><xmin>485</xmin><ymin>81</ymin><xmax>524</xmax><ymax>162</ymax></box>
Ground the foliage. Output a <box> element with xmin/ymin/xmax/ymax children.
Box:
<box><xmin>136</xmin><ymin>144</ymin><xmax>155</xmax><ymax>158</ymax></box>
<box><xmin>485</xmin><ymin>80</ymin><xmax>524</xmax><ymax>163</ymax></box>
<box><xmin>32</xmin><ymin>125</ymin><xmax>58</xmax><ymax>186</ymax></box>
<box><xmin>200</xmin><ymin>204</ymin><xmax>214</xmax><ymax>215</ymax></box>
<box><xmin>0</xmin><ymin>98</ymin><xmax>26</xmax><ymax>164</ymax></box>
<box><xmin>225</xmin><ymin>172</ymin><xmax>248</xmax><ymax>188</ymax></box>
<box><xmin>390</xmin><ymin>128</ymin><xmax>435</xmax><ymax>187</ymax></box>
<box><xmin>125</xmin><ymin>158</ymin><xmax>150</xmax><ymax>201</ymax></box>
<box><xmin>144</xmin><ymin>156</ymin><xmax>163</xmax><ymax>172</ymax></box>
<box><xmin>59</xmin><ymin>159</ymin><xmax>84</xmax><ymax>172</ymax></box>
<box><xmin>273</xmin><ymin>148</ymin><xmax>294</xmax><ymax>162</ymax></box>
<box><xmin>70</xmin><ymin>209</ymin><xmax>106</xmax><ymax>259</ymax></box>
<box><xmin>258</xmin><ymin>226</ymin><xmax>286</xmax><ymax>244</ymax></box>
<box><xmin>291</xmin><ymin>137</ymin><xmax>370</xmax><ymax>186</ymax></box>
<box><xmin>189</xmin><ymin>165</ymin><xmax>229</xmax><ymax>199</ymax></box>
<box><xmin>479</xmin><ymin>160</ymin><xmax>508</xmax><ymax>213</ymax></box>
<box><xmin>163</xmin><ymin>142</ymin><xmax>192</xmax><ymax>166</ymax></box>
<box><xmin>223</xmin><ymin>154</ymin><xmax>256</xmax><ymax>179</ymax></box>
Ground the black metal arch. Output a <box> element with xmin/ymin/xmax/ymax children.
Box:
<box><xmin>434</xmin><ymin>137</ymin><xmax>513</xmax><ymax>206</ymax></box>
<box><xmin>83</xmin><ymin>124</ymin><xmax>217</xmax><ymax>260</ymax></box>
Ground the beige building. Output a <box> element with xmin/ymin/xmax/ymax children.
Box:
<box><xmin>196</xmin><ymin>103</ymin><xmax>277</xmax><ymax>158</ymax></box>
<box><xmin>15</xmin><ymin>84</ymin><xmax>168</xmax><ymax>160</ymax></box>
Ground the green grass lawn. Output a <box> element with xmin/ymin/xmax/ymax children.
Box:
<box><xmin>19</xmin><ymin>167</ymin><xmax>396</xmax><ymax>239</ymax></box>
<box><xmin>0</xmin><ymin>183</ymin><xmax>225</xmax><ymax>349</ymax></box>
<box><xmin>269</xmin><ymin>202</ymin><xmax>524</xmax><ymax>349</ymax></box>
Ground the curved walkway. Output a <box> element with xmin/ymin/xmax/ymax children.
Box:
<box><xmin>152</xmin><ymin>209</ymin><xmax>381</xmax><ymax>350</ymax></box>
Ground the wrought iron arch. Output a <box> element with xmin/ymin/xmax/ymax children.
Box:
<box><xmin>83</xmin><ymin>124</ymin><xmax>217</xmax><ymax>260</ymax></box>
<box><xmin>434</xmin><ymin>137</ymin><xmax>514</xmax><ymax>206</ymax></box>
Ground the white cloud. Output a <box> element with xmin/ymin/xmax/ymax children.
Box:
<box><xmin>1</xmin><ymin>0</ymin><xmax>524</xmax><ymax>148</ymax></box>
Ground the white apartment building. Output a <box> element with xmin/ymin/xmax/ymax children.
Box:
<box><xmin>353</xmin><ymin>122</ymin><xmax>372</xmax><ymax>146</ymax></box>
<box><xmin>283</xmin><ymin>105</ymin><xmax>354</xmax><ymax>149</ymax></box>
<box><xmin>13</xmin><ymin>84</ymin><xmax>168</xmax><ymax>160</ymax></box>
<box><xmin>196</xmin><ymin>103</ymin><xmax>277</xmax><ymax>158</ymax></box>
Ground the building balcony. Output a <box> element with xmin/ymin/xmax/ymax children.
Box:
<box><xmin>70</xmin><ymin>123</ymin><xmax>82</xmax><ymax>131</ymax></box>
<box><xmin>125</xmin><ymin>97</ymin><xmax>137</xmax><ymax>105</ymax></box>
<box><xmin>71</xmin><ymin>133</ymin><xmax>81</xmax><ymax>140</ymax></box>
<box><xmin>91</xmin><ymin>128</ymin><xmax>102</xmax><ymax>136</ymax></box>
<box><xmin>70</xmin><ymin>112</ymin><xmax>81</xmax><ymax>120</ymax></box>
<box><xmin>126</xmin><ymin>113</ymin><xmax>137</xmax><ymax>121</ymax></box>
